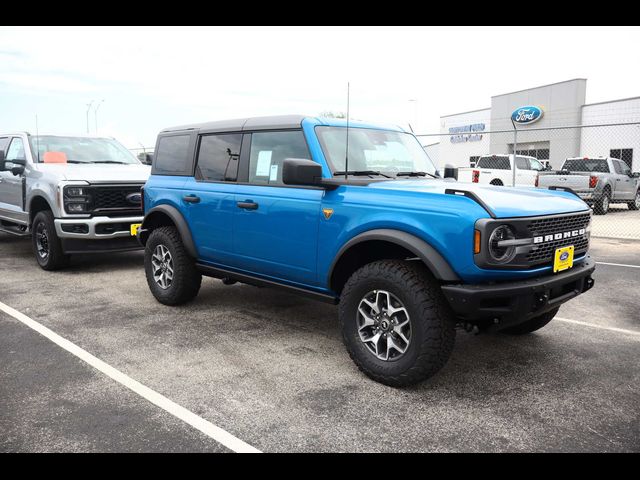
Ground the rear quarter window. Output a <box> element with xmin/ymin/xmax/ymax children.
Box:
<box><xmin>152</xmin><ymin>134</ymin><xmax>194</xmax><ymax>176</ymax></box>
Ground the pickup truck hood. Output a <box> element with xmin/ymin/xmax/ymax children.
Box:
<box><xmin>367</xmin><ymin>179</ymin><xmax>589</xmax><ymax>218</ymax></box>
<box><xmin>33</xmin><ymin>163</ymin><xmax>151</xmax><ymax>183</ymax></box>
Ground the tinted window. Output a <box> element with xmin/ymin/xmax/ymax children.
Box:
<box><xmin>515</xmin><ymin>157</ymin><xmax>529</xmax><ymax>170</ymax></box>
<box><xmin>249</xmin><ymin>131</ymin><xmax>310</xmax><ymax>185</ymax></box>
<box><xmin>196</xmin><ymin>134</ymin><xmax>241</xmax><ymax>182</ymax></box>
<box><xmin>154</xmin><ymin>135</ymin><xmax>191</xmax><ymax>175</ymax></box>
<box><xmin>477</xmin><ymin>156</ymin><xmax>510</xmax><ymax>169</ymax></box>
<box><xmin>562</xmin><ymin>159</ymin><xmax>609</xmax><ymax>173</ymax></box>
<box><xmin>6</xmin><ymin>138</ymin><xmax>26</xmax><ymax>161</ymax></box>
<box><xmin>529</xmin><ymin>158</ymin><xmax>544</xmax><ymax>171</ymax></box>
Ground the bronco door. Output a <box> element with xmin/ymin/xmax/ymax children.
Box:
<box><xmin>233</xmin><ymin>130</ymin><xmax>322</xmax><ymax>286</ymax></box>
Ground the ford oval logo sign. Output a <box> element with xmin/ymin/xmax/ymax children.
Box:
<box><xmin>511</xmin><ymin>105</ymin><xmax>543</xmax><ymax>125</ymax></box>
<box><xmin>560</xmin><ymin>252</ymin><xmax>569</xmax><ymax>261</ymax></box>
<box><xmin>126</xmin><ymin>192</ymin><xmax>142</xmax><ymax>205</ymax></box>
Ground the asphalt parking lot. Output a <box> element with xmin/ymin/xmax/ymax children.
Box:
<box><xmin>1</xmin><ymin>233</ymin><xmax>639</xmax><ymax>452</ymax></box>
<box><xmin>591</xmin><ymin>204</ymin><xmax>640</xmax><ymax>240</ymax></box>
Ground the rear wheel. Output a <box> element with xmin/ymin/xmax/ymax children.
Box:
<box><xmin>144</xmin><ymin>226</ymin><xmax>202</xmax><ymax>305</ymax></box>
<box><xmin>594</xmin><ymin>189</ymin><xmax>610</xmax><ymax>215</ymax></box>
<box><xmin>490</xmin><ymin>179</ymin><xmax>503</xmax><ymax>186</ymax></box>
<box><xmin>31</xmin><ymin>210</ymin><xmax>69</xmax><ymax>270</ymax></box>
<box><xmin>502</xmin><ymin>307</ymin><xmax>560</xmax><ymax>335</ymax></box>
<box><xmin>628</xmin><ymin>190</ymin><xmax>640</xmax><ymax>211</ymax></box>
<box><xmin>339</xmin><ymin>260</ymin><xmax>456</xmax><ymax>387</ymax></box>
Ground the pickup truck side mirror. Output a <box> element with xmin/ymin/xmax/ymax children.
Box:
<box><xmin>282</xmin><ymin>158</ymin><xmax>324</xmax><ymax>187</ymax></box>
<box><xmin>8</xmin><ymin>158</ymin><xmax>26</xmax><ymax>176</ymax></box>
<box><xmin>632</xmin><ymin>172</ymin><xmax>640</xmax><ymax>178</ymax></box>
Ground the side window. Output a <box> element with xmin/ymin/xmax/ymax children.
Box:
<box><xmin>515</xmin><ymin>156</ymin><xmax>529</xmax><ymax>170</ymax></box>
<box><xmin>6</xmin><ymin>138</ymin><xmax>26</xmax><ymax>161</ymax></box>
<box><xmin>612</xmin><ymin>160</ymin><xmax>623</xmax><ymax>174</ymax></box>
<box><xmin>196</xmin><ymin>134</ymin><xmax>242</xmax><ymax>182</ymax></box>
<box><xmin>530</xmin><ymin>158</ymin><xmax>544</xmax><ymax>171</ymax></box>
<box><xmin>154</xmin><ymin>134</ymin><xmax>191</xmax><ymax>175</ymax></box>
<box><xmin>248</xmin><ymin>131</ymin><xmax>311</xmax><ymax>186</ymax></box>
<box><xmin>621</xmin><ymin>162</ymin><xmax>631</xmax><ymax>176</ymax></box>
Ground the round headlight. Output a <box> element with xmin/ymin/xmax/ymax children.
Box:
<box><xmin>488</xmin><ymin>225</ymin><xmax>516</xmax><ymax>263</ymax></box>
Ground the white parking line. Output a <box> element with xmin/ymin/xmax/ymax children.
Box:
<box><xmin>0</xmin><ymin>301</ymin><xmax>261</xmax><ymax>453</ymax></box>
<box><xmin>596</xmin><ymin>261</ymin><xmax>640</xmax><ymax>269</ymax></box>
<box><xmin>556</xmin><ymin>317</ymin><xmax>640</xmax><ymax>338</ymax></box>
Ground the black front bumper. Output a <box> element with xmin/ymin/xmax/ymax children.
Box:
<box><xmin>61</xmin><ymin>236</ymin><xmax>143</xmax><ymax>254</ymax></box>
<box><xmin>441</xmin><ymin>257</ymin><xmax>595</xmax><ymax>330</ymax></box>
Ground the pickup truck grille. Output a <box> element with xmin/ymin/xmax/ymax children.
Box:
<box><xmin>89</xmin><ymin>184</ymin><xmax>143</xmax><ymax>216</ymax></box>
<box><xmin>526</xmin><ymin>212</ymin><xmax>591</xmax><ymax>264</ymax></box>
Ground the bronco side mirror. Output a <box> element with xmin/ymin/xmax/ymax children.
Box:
<box><xmin>282</xmin><ymin>158</ymin><xmax>324</xmax><ymax>187</ymax></box>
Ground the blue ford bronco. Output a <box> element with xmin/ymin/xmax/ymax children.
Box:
<box><xmin>138</xmin><ymin>115</ymin><xmax>595</xmax><ymax>386</ymax></box>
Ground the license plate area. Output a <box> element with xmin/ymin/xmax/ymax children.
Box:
<box><xmin>130</xmin><ymin>223</ymin><xmax>142</xmax><ymax>236</ymax></box>
<box><xmin>553</xmin><ymin>245</ymin><xmax>574</xmax><ymax>273</ymax></box>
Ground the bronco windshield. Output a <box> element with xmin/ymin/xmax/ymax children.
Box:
<box><xmin>29</xmin><ymin>136</ymin><xmax>139</xmax><ymax>164</ymax></box>
<box><xmin>315</xmin><ymin>126</ymin><xmax>437</xmax><ymax>177</ymax></box>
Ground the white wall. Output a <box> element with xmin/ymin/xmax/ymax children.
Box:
<box><xmin>436</xmin><ymin>108</ymin><xmax>491</xmax><ymax>169</ymax></box>
<box><xmin>581</xmin><ymin>98</ymin><xmax>640</xmax><ymax>172</ymax></box>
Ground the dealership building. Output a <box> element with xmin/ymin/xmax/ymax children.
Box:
<box><xmin>423</xmin><ymin>78</ymin><xmax>640</xmax><ymax>172</ymax></box>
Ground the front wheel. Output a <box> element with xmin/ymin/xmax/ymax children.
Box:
<box><xmin>339</xmin><ymin>260</ymin><xmax>456</xmax><ymax>387</ymax></box>
<box><xmin>501</xmin><ymin>307</ymin><xmax>560</xmax><ymax>335</ymax></box>
<box><xmin>628</xmin><ymin>191</ymin><xmax>640</xmax><ymax>211</ymax></box>
<box><xmin>31</xmin><ymin>210</ymin><xmax>69</xmax><ymax>270</ymax></box>
<box><xmin>144</xmin><ymin>226</ymin><xmax>202</xmax><ymax>305</ymax></box>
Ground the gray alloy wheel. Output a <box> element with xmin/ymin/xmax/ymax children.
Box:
<box><xmin>35</xmin><ymin>222</ymin><xmax>50</xmax><ymax>259</ymax></box>
<box><xmin>357</xmin><ymin>289</ymin><xmax>411</xmax><ymax>361</ymax></box>
<box><xmin>602</xmin><ymin>194</ymin><xmax>610</xmax><ymax>213</ymax></box>
<box><xmin>151</xmin><ymin>244</ymin><xmax>174</xmax><ymax>289</ymax></box>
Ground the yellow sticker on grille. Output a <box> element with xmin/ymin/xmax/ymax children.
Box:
<box><xmin>553</xmin><ymin>245</ymin><xmax>574</xmax><ymax>273</ymax></box>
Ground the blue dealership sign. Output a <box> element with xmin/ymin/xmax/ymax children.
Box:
<box><xmin>511</xmin><ymin>106</ymin><xmax>543</xmax><ymax>125</ymax></box>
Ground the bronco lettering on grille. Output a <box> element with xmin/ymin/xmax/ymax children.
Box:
<box><xmin>533</xmin><ymin>228</ymin><xmax>586</xmax><ymax>244</ymax></box>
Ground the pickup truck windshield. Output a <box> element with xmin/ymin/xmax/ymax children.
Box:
<box><xmin>316</xmin><ymin>127</ymin><xmax>437</xmax><ymax>177</ymax></box>
<box><xmin>562</xmin><ymin>159</ymin><xmax>609</xmax><ymax>173</ymax></box>
<box><xmin>29</xmin><ymin>136</ymin><xmax>139</xmax><ymax>164</ymax></box>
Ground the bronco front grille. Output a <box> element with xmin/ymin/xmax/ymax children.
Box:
<box><xmin>525</xmin><ymin>212</ymin><xmax>591</xmax><ymax>264</ymax></box>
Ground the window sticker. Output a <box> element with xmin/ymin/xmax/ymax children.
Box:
<box><xmin>256</xmin><ymin>150</ymin><xmax>272</xmax><ymax>176</ymax></box>
<box><xmin>269</xmin><ymin>164</ymin><xmax>278</xmax><ymax>181</ymax></box>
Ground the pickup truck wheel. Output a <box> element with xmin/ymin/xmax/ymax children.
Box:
<box><xmin>490</xmin><ymin>179</ymin><xmax>503</xmax><ymax>186</ymax></box>
<box><xmin>31</xmin><ymin>210</ymin><xmax>69</xmax><ymax>270</ymax></box>
<box><xmin>594</xmin><ymin>190</ymin><xmax>610</xmax><ymax>215</ymax></box>
<box><xmin>628</xmin><ymin>191</ymin><xmax>640</xmax><ymax>211</ymax></box>
<box><xmin>144</xmin><ymin>226</ymin><xmax>202</xmax><ymax>305</ymax></box>
<box><xmin>501</xmin><ymin>307</ymin><xmax>560</xmax><ymax>335</ymax></box>
<box><xmin>339</xmin><ymin>260</ymin><xmax>455</xmax><ymax>387</ymax></box>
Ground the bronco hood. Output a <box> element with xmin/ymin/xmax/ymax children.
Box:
<box><xmin>34</xmin><ymin>163</ymin><xmax>151</xmax><ymax>183</ymax></box>
<box><xmin>368</xmin><ymin>179</ymin><xmax>590</xmax><ymax>218</ymax></box>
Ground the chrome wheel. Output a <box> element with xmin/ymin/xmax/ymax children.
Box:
<box><xmin>602</xmin><ymin>195</ymin><xmax>610</xmax><ymax>212</ymax></box>
<box><xmin>35</xmin><ymin>222</ymin><xmax>49</xmax><ymax>259</ymax></box>
<box><xmin>357</xmin><ymin>289</ymin><xmax>411</xmax><ymax>361</ymax></box>
<box><xmin>151</xmin><ymin>244</ymin><xmax>174</xmax><ymax>289</ymax></box>
<box><xmin>635</xmin><ymin>193</ymin><xmax>640</xmax><ymax>209</ymax></box>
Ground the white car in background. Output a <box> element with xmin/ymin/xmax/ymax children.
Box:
<box><xmin>458</xmin><ymin>154</ymin><xmax>546</xmax><ymax>186</ymax></box>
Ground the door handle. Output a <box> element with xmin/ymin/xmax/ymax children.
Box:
<box><xmin>237</xmin><ymin>201</ymin><xmax>258</xmax><ymax>210</ymax></box>
<box><xmin>183</xmin><ymin>194</ymin><xmax>200</xmax><ymax>203</ymax></box>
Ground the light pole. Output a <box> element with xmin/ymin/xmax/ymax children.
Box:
<box><xmin>86</xmin><ymin>100</ymin><xmax>95</xmax><ymax>134</ymax></box>
<box><xmin>94</xmin><ymin>99</ymin><xmax>105</xmax><ymax>134</ymax></box>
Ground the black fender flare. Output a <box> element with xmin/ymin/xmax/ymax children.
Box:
<box><xmin>140</xmin><ymin>204</ymin><xmax>197</xmax><ymax>258</ymax></box>
<box><xmin>328</xmin><ymin>229</ymin><xmax>460</xmax><ymax>284</ymax></box>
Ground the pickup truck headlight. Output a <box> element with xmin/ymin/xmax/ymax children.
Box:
<box><xmin>63</xmin><ymin>185</ymin><xmax>91</xmax><ymax>214</ymax></box>
<box><xmin>488</xmin><ymin>225</ymin><xmax>516</xmax><ymax>263</ymax></box>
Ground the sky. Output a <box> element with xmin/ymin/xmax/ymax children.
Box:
<box><xmin>1</xmin><ymin>26</ymin><xmax>639</xmax><ymax>150</ymax></box>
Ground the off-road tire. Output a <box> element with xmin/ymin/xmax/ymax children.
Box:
<box><xmin>594</xmin><ymin>189</ymin><xmax>611</xmax><ymax>215</ymax></box>
<box><xmin>339</xmin><ymin>260</ymin><xmax>456</xmax><ymax>387</ymax></box>
<box><xmin>144</xmin><ymin>226</ymin><xmax>202</xmax><ymax>305</ymax></box>
<box><xmin>490</xmin><ymin>179</ymin><xmax>504</xmax><ymax>186</ymax></box>
<box><xmin>501</xmin><ymin>307</ymin><xmax>560</xmax><ymax>335</ymax></box>
<box><xmin>31</xmin><ymin>210</ymin><xmax>70</xmax><ymax>270</ymax></box>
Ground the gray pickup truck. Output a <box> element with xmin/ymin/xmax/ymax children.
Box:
<box><xmin>538</xmin><ymin>157</ymin><xmax>640</xmax><ymax>214</ymax></box>
<box><xmin>0</xmin><ymin>132</ymin><xmax>150</xmax><ymax>269</ymax></box>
